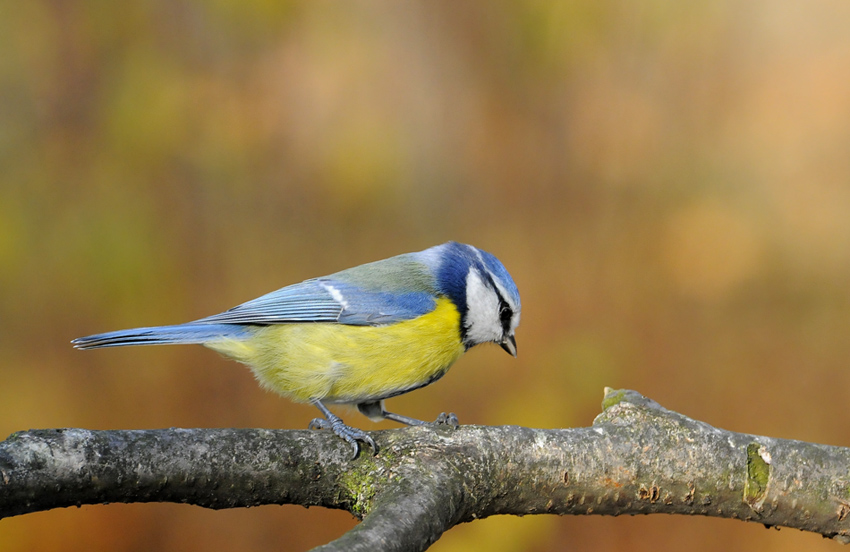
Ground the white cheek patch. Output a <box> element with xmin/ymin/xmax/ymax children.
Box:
<box><xmin>464</xmin><ymin>269</ymin><xmax>502</xmax><ymax>345</ymax></box>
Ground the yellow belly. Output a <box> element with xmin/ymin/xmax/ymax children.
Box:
<box><xmin>204</xmin><ymin>297</ymin><xmax>466</xmax><ymax>404</ymax></box>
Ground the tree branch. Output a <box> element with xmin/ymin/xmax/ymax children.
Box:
<box><xmin>2</xmin><ymin>389</ymin><xmax>850</xmax><ymax>550</ymax></box>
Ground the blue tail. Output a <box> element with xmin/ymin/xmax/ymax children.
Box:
<box><xmin>72</xmin><ymin>323</ymin><xmax>251</xmax><ymax>349</ymax></box>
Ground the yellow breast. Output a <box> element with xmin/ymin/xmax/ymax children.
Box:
<box><xmin>205</xmin><ymin>297</ymin><xmax>466</xmax><ymax>404</ymax></box>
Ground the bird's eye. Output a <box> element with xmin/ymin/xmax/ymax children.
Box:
<box><xmin>499</xmin><ymin>303</ymin><xmax>512</xmax><ymax>326</ymax></box>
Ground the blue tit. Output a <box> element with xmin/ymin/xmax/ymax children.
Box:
<box><xmin>73</xmin><ymin>241</ymin><xmax>521</xmax><ymax>456</ymax></box>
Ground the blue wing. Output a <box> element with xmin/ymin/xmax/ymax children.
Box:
<box><xmin>195</xmin><ymin>278</ymin><xmax>436</xmax><ymax>327</ymax></box>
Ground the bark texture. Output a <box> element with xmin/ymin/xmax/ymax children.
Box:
<box><xmin>2</xmin><ymin>389</ymin><xmax>849</xmax><ymax>551</ymax></box>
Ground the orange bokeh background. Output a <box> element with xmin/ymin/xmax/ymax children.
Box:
<box><xmin>3</xmin><ymin>2</ymin><xmax>850</xmax><ymax>551</ymax></box>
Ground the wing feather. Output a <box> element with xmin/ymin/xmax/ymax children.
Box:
<box><xmin>195</xmin><ymin>278</ymin><xmax>435</xmax><ymax>326</ymax></box>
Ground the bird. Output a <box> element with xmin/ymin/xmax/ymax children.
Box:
<box><xmin>72</xmin><ymin>241</ymin><xmax>521</xmax><ymax>457</ymax></box>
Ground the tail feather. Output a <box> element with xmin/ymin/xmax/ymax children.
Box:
<box><xmin>72</xmin><ymin>323</ymin><xmax>250</xmax><ymax>349</ymax></box>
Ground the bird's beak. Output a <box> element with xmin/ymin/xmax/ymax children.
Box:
<box><xmin>500</xmin><ymin>335</ymin><xmax>517</xmax><ymax>357</ymax></box>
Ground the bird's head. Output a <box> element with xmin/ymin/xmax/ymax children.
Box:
<box><xmin>428</xmin><ymin>242</ymin><xmax>521</xmax><ymax>355</ymax></box>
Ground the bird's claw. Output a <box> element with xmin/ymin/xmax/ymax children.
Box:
<box><xmin>309</xmin><ymin>416</ymin><xmax>378</xmax><ymax>458</ymax></box>
<box><xmin>433</xmin><ymin>412</ymin><xmax>460</xmax><ymax>429</ymax></box>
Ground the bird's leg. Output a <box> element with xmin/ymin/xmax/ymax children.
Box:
<box><xmin>309</xmin><ymin>399</ymin><xmax>378</xmax><ymax>458</ymax></box>
<box><xmin>357</xmin><ymin>400</ymin><xmax>460</xmax><ymax>429</ymax></box>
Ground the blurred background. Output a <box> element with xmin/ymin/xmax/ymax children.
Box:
<box><xmin>2</xmin><ymin>1</ymin><xmax>850</xmax><ymax>550</ymax></box>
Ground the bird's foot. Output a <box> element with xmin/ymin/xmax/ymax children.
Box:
<box><xmin>309</xmin><ymin>414</ymin><xmax>378</xmax><ymax>458</ymax></box>
<box><xmin>377</xmin><ymin>408</ymin><xmax>460</xmax><ymax>429</ymax></box>
<box><xmin>432</xmin><ymin>412</ymin><xmax>460</xmax><ymax>429</ymax></box>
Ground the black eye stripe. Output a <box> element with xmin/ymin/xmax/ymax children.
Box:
<box><xmin>485</xmin><ymin>272</ymin><xmax>513</xmax><ymax>330</ymax></box>
<box><xmin>499</xmin><ymin>302</ymin><xmax>512</xmax><ymax>325</ymax></box>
